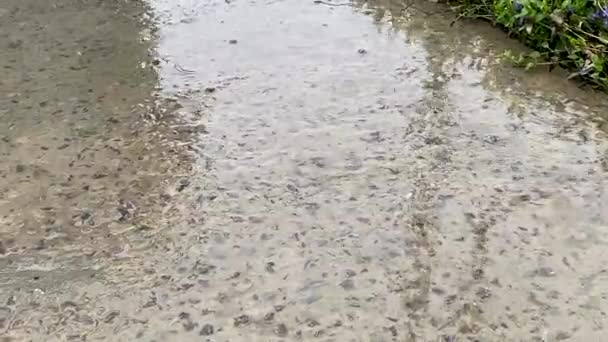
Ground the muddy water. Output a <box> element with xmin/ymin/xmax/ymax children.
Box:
<box><xmin>2</xmin><ymin>0</ymin><xmax>608</xmax><ymax>341</ymax></box>
<box><xmin>0</xmin><ymin>0</ymin><xmax>194</xmax><ymax>338</ymax></box>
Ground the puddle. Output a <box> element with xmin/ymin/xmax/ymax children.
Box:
<box><xmin>1</xmin><ymin>0</ymin><xmax>608</xmax><ymax>340</ymax></box>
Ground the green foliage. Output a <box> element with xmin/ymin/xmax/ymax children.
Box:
<box><xmin>448</xmin><ymin>0</ymin><xmax>608</xmax><ymax>89</ymax></box>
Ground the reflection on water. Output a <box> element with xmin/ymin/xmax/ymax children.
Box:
<box><xmin>1</xmin><ymin>0</ymin><xmax>608</xmax><ymax>341</ymax></box>
<box><xmin>354</xmin><ymin>1</ymin><xmax>608</xmax><ymax>340</ymax></box>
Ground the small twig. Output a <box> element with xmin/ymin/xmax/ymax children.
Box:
<box><xmin>313</xmin><ymin>0</ymin><xmax>354</xmax><ymax>6</ymax></box>
<box><xmin>450</xmin><ymin>12</ymin><xmax>465</xmax><ymax>26</ymax></box>
<box><xmin>173</xmin><ymin>63</ymin><xmax>195</xmax><ymax>74</ymax></box>
<box><xmin>401</xmin><ymin>0</ymin><xmax>413</xmax><ymax>13</ymax></box>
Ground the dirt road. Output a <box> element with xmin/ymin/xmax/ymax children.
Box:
<box><xmin>2</xmin><ymin>0</ymin><xmax>608</xmax><ymax>341</ymax></box>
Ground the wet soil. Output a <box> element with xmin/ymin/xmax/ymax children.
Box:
<box><xmin>2</xmin><ymin>0</ymin><xmax>608</xmax><ymax>341</ymax></box>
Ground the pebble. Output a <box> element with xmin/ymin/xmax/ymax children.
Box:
<box><xmin>103</xmin><ymin>310</ymin><xmax>120</xmax><ymax>324</ymax></box>
<box><xmin>199</xmin><ymin>324</ymin><xmax>214</xmax><ymax>336</ymax></box>
<box><xmin>483</xmin><ymin>134</ymin><xmax>500</xmax><ymax>144</ymax></box>
<box><xmin>339</xmin><ymin>279</ymin><xmax>355</xmax><ymax>290</ymax></box>
<box><xmin>264</xmin><ymin>312</ymin><xmax>275</xmax><ymax>322</ymax></box>
<box><xmin>274</xmin><ymin>323</ymin><xmax>288</xmax><ymax>337</ymax></box>
<box><xmin>533</xmin><ymin>267</ymin><xmax>556</xmax><ymax>277</ymax></box>
<box><xmin>233</xmin><ymin>314</ymin><xmax>250</xmax><ymax>327</ymax></box>
<box><xmin>177</xmin><ymin>179</ymin><xmax>191</xmax><ymax>192</ymax></box>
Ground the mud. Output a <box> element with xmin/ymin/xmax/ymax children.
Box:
<box><xmin>1</xmin><ymin>0</ymin><xmax>608</xmax><ymax>341</ymax></box>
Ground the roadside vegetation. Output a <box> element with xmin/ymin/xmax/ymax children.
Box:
<box><xmin>448</xmin><ymin>0</ymin><xmax>608</xmax><ymax>90</ymax></box>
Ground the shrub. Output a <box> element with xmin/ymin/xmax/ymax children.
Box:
<box><xmin>448</xmin><ymin>0</ymin><xmax>608</xmax><ymax>89</ymax></box>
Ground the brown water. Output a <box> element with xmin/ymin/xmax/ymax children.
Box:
<box><xmin>2</xmin><ymin>0</ymin><xmax>608</xmax><ymax>341</ymax></box>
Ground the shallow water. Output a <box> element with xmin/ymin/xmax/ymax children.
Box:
<box><xmin>1</xmin><ymin>0</ymin><xmax>608</xmax><ymax>341</ymax></box>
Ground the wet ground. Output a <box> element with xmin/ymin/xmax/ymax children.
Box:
<box><xmin>2</xmin><ymin>0</ymin><xmax>608</xmax><ymax>340</ymax></box>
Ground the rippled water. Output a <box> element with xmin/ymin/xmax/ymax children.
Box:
<box><xmin>1</xmin><ymin>0</ymin><xmax>608</xmax><ymax>340</ymax></box>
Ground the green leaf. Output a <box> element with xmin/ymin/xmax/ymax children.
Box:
<box><xmin>535</xmin><ymin>13</ymin><xmax>546</xmax><ymax>23</ymax></box>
